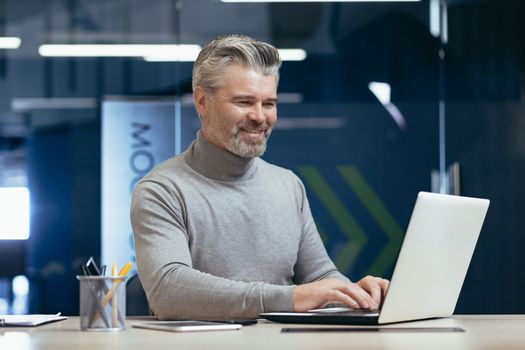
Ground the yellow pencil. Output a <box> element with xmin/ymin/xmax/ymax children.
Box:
<box><xmin>111</xmin><ymin>263</ymin><xmax>118</xmax><ymax>328</ymax></box>
<box><xmin>101</xmin><ymin>262</ymin><xmax>133</xmax><ymax>308</ymax></box>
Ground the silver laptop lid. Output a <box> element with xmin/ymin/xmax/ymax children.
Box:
<box><xmin>378</xmin><ymin>192</ymin><xmax>489</xmax><ymax>324</ymax></box>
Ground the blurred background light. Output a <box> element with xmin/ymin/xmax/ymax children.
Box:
<box><xmin>0</xmin><ymin>37</ymin><xmax>21</xmax><ymax>49</ymax></box>
<box><xmin>0</xmin><ymin>187</ymin><xmax>30</xmax><ymax>240</ymax></box>
<box><xmin>222</xmin><ymin>1</ymin><xmax>421</xmax><ymax>3</ymax></box>
<box><xmin>38</xmin><ymin>44</ymin><xmax>202</xmax><ymax>58</ymax></box>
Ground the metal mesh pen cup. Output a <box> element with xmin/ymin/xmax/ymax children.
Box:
<box><xmin>77</xmin><ymin>275</ymin><xmax>126</xmax><ymax>331</ymax></box>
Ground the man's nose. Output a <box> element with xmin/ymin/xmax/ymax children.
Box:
<box><xmin>247</xmin><ymin>103</ymin><xmax>266</xmax><ymax>123</ymax></box>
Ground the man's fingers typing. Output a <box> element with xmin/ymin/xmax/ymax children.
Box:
<box><xmin>339</xmin><ymin>284</ymin><xmax>376</xmax><ymax>310</ymax></box>
<box><xmin>360</xmin><ymin>278</ymin><xmax>382</xmax><ymax>306</ymax></box>
<box><xmin>379</xmin><ymin>278</ymin><xmax>390</xmax><ymax>299</ymax></box>
<box><xmin>327</xmin><ymin>290</ymin><xmax>360</xmax><ymax>309</ymax></box>
<box><xmin>292</xmin><ymin>277</ymin><xmax>390</xmax><ymax>312</ymax></box>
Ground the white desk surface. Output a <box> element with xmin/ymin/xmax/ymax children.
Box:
<box><xmin>1</xmin><ymin>315</ymin><xmax>525</xmax><ymax>350</ymax></box>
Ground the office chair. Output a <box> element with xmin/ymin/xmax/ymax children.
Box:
<box><xmin>126</xmin><ymin>273</ymin><xmax>151</xmax><ymax>316</ymax></box>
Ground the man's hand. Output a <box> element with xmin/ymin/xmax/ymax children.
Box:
<box><xmin>293</xmin><ymin>277</ymin><xmax>389</xmax><ymax>312</ymax></box>
<box><xmin>356</xmin><ymin>275</ymin><xmax>390</xmax><ymax>307</ymax></box>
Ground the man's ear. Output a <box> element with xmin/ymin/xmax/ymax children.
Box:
<box><xmin>193</xmin><ymin>86</ymin><xmax>209</xmax><ymax>118</ymax></box>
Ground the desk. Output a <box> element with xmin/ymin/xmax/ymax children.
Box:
<box><xmin>1</xmin><ymin>316</ymin><xmax>524</xmax><ymax>350</ymax></box>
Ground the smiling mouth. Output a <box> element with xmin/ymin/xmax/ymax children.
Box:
<box><xmin>238</xmin><ymin>129</ymin><xmax>267</xmax><ymax>144</ymax></box>
<box><xmin>242</xmin><ymin>129</ymin><xmax>264</xmax><ymax>134</ymax></box>
<box><xmin>240</xmin><ymin>128</ymin><xmax>266</xmax><ymax>135</ymax></box>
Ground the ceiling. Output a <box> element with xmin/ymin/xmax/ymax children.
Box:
<box><xmin>0</xmin><ymin>0</ymin><xmax>519</xmax><ymax>185</ymax></box>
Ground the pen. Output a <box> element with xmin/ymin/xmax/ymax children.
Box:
<box><xmin>112</xmin><ymin>263</ymin><xmax>118</xmax><ymax>328</ymax></box>
<box><xmin>101</xmin><ymin>262</ymin><xmax>133</xmax><ymax>308</ymax></box>
<box><xmin>87</xmin><ymin>262</ymin><xmax>127</xmax><ymax>327</ymax></box>
<box><xmin>85</xmin><ymin>257</ymin><xmax>101</xmax><ymax>276</ymax></box>
<box><xmin>79</xmin><ymin>265</ymin><xmax>110</xmax><ymax>328</ymax></box>
<box><xmin>82</xmin><ymin>258</ymin><xmax>124</xmax><ymax>328</ymax></box>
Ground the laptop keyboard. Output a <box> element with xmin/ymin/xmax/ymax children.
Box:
<box><xmin>309</xmin><ymin>307</ymin><xmax>380</xmax><ymax>316</ymax></box>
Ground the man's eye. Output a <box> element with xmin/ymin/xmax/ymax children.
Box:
<box><xmin>264</xmin><ymin>102</ymin><xmax>276</xmax><ymax>108</ymax></box>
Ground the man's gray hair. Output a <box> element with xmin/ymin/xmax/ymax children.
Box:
<box><xmin>192</xmin><ymin>34</ymin><xmax>281</xmax><ymax>94</ymax></box>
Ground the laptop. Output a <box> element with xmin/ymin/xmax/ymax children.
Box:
<box><xmin>261</xmin><ymin>191</ymin><xmax>490</xmax><ymax>325</ymax></box>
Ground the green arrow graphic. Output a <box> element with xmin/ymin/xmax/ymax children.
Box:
<box><xmin>298</xmin><ymin>166</ymin><xmax>367</xmax><ymax>274</ymax></box>
<box><xmin>316</xmin><ymin>224</ymin><xmax>329</xmax><ymax>246</ymax></box>
<box><xmin>338</xmin><ymin>165</ymin><xmax>404</xmax><ymax>276</ymax></box>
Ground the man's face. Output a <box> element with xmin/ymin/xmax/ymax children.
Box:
<box><xmin>198</xmin><ymin>64</ymin><xmax>278</xmax><ymax>158</ymax></box>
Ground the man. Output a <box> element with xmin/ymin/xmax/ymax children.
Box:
<box><xmin>131</xmin><ymin>34</ymin><xmax>389</xmax><ymax>320</ymax></box>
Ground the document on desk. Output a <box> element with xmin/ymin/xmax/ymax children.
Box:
<box><xmin>132</xmin><ymin>321</ymin><xmax>243</xmax><ymax>332</ymax></box>
<box><xmin>0</xmin><ymin>313</ymin><xmax>68</xmax><ymax>327</ymax></box>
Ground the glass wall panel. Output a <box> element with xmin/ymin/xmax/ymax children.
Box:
<box><xmin>178</xmin><ymin>0</ymin><xmax>438</xmax><ymax>281</ymax></box>
<box><xmin>0</xmin><ymin>0</ymin><xmax>181</xmax><ymax>314</ymax></box>
<box><xmin>2</xmin><ymin>0</ymin><xmax>521</xmax><ymax>315</ymax></box>
<box><xmin>445</xmin><ymin>0</ymin><xmax>525</xmax><ymax>313</ymax></box>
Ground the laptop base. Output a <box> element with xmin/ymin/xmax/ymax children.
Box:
<box><xmin>260</xmin><ymin>312</ymin><xmax>380</xmax><ymax>325</ymax></box>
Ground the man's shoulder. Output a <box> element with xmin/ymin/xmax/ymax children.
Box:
<box><xmin>135</xmin><ymin>152</ymin><xmax>190</xmax><ymax>189</ymax></box>
<box><xmin>256</xmin><ymin>158</ymin><xmax>302</xmax><ymax>185</ymax></box>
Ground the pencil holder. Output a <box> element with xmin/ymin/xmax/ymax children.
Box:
<box><xmin>77</xmin><ymin>276</ymin><xmax>126</xmax><ymax>331</ymax></box>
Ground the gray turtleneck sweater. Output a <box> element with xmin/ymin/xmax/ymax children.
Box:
<box><xmin>131</xmin><ymin>132</ymin><xmax>348</xmax><ymax>320</ymax></box>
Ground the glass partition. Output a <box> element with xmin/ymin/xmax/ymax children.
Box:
<box><xmin>445</xmin><ymin>0</ymin><xmax>525</xmax><ymax>313</ymax></box>
<box><xmin>0</xmin><ymin>0</ymin><xmax>522</xmax><ymax>315</ymax></box>
<box><xmin>178</xmin><ymin>0</ymin><xmax>438</xmax><ymax>280</ymax></box>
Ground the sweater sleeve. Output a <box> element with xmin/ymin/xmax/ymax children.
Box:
<box><xmin>130</xmin><ymin>180</ymin><xmax>294</xmax><ymax>320</ymax></box>
<box><xmin>292</xmin><ymin>177</ymin><xmax>351</xmax><ymax>285</ymax></box>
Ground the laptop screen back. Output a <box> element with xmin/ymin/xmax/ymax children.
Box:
<box><xmin>378</xmin><ymin>192</ymin><xmax>489</xmax><ymax>324</ymax></box>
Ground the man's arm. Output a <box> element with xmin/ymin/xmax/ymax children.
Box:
<box><xmin>291</xmin><ymin>177</ymin><xmax>388</xmax><ymax>311</ymax></box>
<box><xmin>291</xmin><ymin>177</ymin><xmax>349</xmax><ymax>285</ymax></box>
<box><xmin>131</xmin><ymin>180</ymin><xmax>294</xmax><ymax>320</ymax></box>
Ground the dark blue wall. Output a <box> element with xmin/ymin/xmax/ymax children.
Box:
<box><xmin>28</xmin><ymin>121</ymin><xmax>100</xmax><ymax>314</ymax></box>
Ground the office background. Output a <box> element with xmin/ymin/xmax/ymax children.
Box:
<box><xmin>0</xmin><ymin>0</ymin><xmax>523</xmax><ymax>315</ymax></box>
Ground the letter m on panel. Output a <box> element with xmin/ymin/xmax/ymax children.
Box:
<box><xmin>131</xmin><ymin>122</ymin><xmax>151</xmax><ymax>148</ymax></box>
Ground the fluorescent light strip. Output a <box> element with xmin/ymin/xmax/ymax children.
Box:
<box><xmin>144</xmin><ymin>48</ymin><xmax>201</xmax><ymax>62</ymax></box>
<box><xmin>222</xmin><ymin>1</ymin><xmax>420</xmax><ymax>3</ymax></box>
<box><xmin>276</xmin><ymin>117</ymin><xmax>345</xmax><ymax>129</ymax></box>
<box><xmin>0</xmin><ymin>187</ymin><xmax>30</xmax><ymax>240</ymax></box>
<box><xmin>39</xmin><ymin>44</ymin><xmax>306</xmax><ymax>62</ymax></box>
<box><xmin>368</xmin><ymin>81</ymin><xmax>406</xmax><ymax>129</ymax></box>
<box><xmin>429</xmin><ymin>0</ymin><xmax>440</xmax><ymax>37</ymax></box>
<box><xmin>38</xmin><ymin>44</ymin><xmax>202</xmax><ymax>57</ymax></box>
<box><xmin>0</xmin><ymin>37</ymin><xmax>21</xmax><ymax>49</ymax></box>
<box><xmin>144</xmin><ymin>56</ymin><xmax>196</xmax><ymax>62</ymax></box>
<box><xmin>145</xmin><ymin>48</ymin><xmax>306</xmax><ymax>62</ymax></box>
<box><xmin>368</xmin><ymin>82</ymin><xmax>391</xmax><ymax>104</ymax></box>
<box><xmin>11</xmin><ymin>98</ymin><xmax>97</xmax><ymax>112</ymax></box>
<box><xmin>278</xmin><ymin>49</ymin><xmax>307</xmax><ymax>61</ymax></box>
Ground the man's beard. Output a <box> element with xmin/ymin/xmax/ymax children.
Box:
<box><xmin>210</xmin><ymin>118</ymin><xmax>272</xmax><ymax>158</ymax></box>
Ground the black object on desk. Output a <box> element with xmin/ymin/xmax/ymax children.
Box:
<box><xmin>281</xmin><ymin>327</ymin><xmax>465</xmax><ymax>333</ymax></box>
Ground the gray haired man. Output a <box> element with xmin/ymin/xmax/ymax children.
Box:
<box><xmin>131</xmin><ymin>34</ymin><xmax>388</xmax><ymax>320</ymax></box>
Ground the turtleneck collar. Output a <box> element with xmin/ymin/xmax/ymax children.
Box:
<box><xmin>184</xmin><ymin>130</ymin><xmax>258</xmax><ymax>182</ymax></box>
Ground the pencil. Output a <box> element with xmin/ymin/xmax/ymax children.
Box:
<box><xmin>101</xmin><ymin>262</ymin><xmax>133</xmax><ymax>308</ymax></box>
<box><xmin>112</xmin><ymin>263</ymin><xmax>118</xmax><ymax>328</ymax></box>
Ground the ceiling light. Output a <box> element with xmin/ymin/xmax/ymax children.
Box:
<box><xmin>369</xmin><ymin>81</ymin><xmax>406</xmax><ymax>129</ymax></box>
<box><xmin>11</xmin><ymin>98</ymin><xmax>97</xmax><ymax>112</ymax></box>
<box><xmin>144</xmin><ymin>48</ymin><xmax>306</xmax><ymax>62</ymax></box>
<box><xmin>0</xmin><ymin>187</ymin><xmax>30</xmax><ymax>240</ymax></box>
<box><xmin>143</xmin><ymin>46</ymin><xmax>202</xmax><ymax>62</ymax></box>
<box><xmin>0</xmin><ymin>37</ymin><xmax>21</xmax><ymax>49</ymax></box>
<box><xmin>222</xmin><ymin>1</ymin><xmax>420</xmax><ymax>3</ymax></box>
<box><xmin>369</xmin><ymin>82</ymin><xmax>391</xmax><ymax>104</ymax></box>
<box><xmin>278</xmin><ymin>49</ymin><xmax>307</xmax><ymax>61</ymax></box>
<box><xmin>38</xmin><ymin>44</ymin><xmax>202</xmax><ymax>58</ymax></box>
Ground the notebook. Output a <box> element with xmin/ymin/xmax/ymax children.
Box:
<box><xmin>0</xmin><ymin>313</ymin><xmax>68</xmax><ymax>327</ymax></box>
<box><xmin>261</xmin><ymin>192</ymin><xmax>490</xmax><ymax>325</ymax></box>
